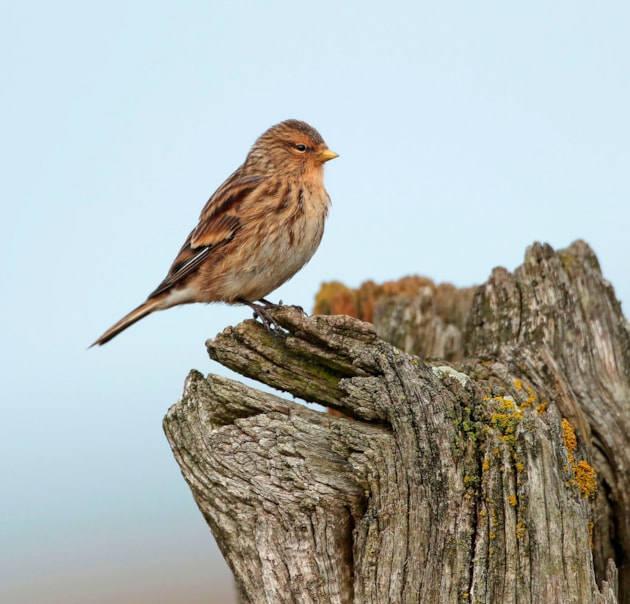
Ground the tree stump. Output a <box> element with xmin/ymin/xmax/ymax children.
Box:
<box><xmin>163</xmin><ymin>240</ymin><xmax>628</xmax><ymax>603</ymax></box>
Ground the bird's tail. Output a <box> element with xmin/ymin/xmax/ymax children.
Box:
<box><xmin>90</xmin><ymin>297</ymin><xmax>164</xmax><ymax>347</ymax></box>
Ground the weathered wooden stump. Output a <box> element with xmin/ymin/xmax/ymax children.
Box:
<box><xmin>164</xmin><ymin>241</ymin><xmax>628</xmax><ymax>603</ymax></box>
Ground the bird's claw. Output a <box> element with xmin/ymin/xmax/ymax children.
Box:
<box><xmin>251</xmin><ymin>304</ymin><xmax>280</xmax><ymax>331</ymax></box>
<box><xmin>238</xmin><ymin>298</ymin><xmax>309</xmax><ymax>331</ymax></box>
<box><xmin>238</xmin><ymin>298</ymin><xmax>282</xmax><ymax>331</ymax></box>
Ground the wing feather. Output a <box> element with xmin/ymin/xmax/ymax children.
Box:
<box><xmin>147</xmin><ymin>171</ymin><xmax>266</xmax><ymax>299</ymax></box>
<box><xmin>191</xmin><ymin>172</ymin><xmax>265</xmax><ymax>248</ymax></box>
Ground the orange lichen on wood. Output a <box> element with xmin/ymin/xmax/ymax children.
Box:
<box><xmin>561</xmin><ymin>418</ymin><xmax>597</xmax><ymax>499</ymax></box>
<box><xmin>313</xmin><ymin>276</ymin><xmax>435</xmax><ymax>323</ymax></box>
<box><xmin>313</xmin><ymin>275</ymin><xmax>456</xmax><ymax>323</ymax></box>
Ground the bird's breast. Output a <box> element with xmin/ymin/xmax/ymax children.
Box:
<box><xmin>211</xmin><ymin>181</ymin><xmax>330</xmax><ymax>302</ymax></box>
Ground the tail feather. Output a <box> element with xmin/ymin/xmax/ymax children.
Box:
<box><xmin>90</xmin><ymin>298</ymin><xmax>163</xmax><ymax>347</ymax></box>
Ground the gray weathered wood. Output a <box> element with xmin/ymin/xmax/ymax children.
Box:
<box><xmin>164</xmin><ymin>240</ymin><xmax>628</xmax><ymax>603</ymax></box>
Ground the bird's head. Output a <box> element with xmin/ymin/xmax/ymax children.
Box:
<box><xmin>245</xmin><ymin>119</ymin><xmax>338</xmax><ymax>176</ymax></box>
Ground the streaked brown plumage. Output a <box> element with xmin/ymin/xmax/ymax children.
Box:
<box><xmin>91</xmin><ymin>119</ymin><xmax>337</xmax><ymax>346</ymax></box>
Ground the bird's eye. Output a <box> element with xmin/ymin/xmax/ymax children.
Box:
<box><xmin>295</xmin><ymin>143</ymin><xmax>307</xmax><ymax>152</ymax></box>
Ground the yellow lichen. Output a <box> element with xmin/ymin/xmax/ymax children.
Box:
<box><xmin>489</xmin><ymin>396</ymin><xmax>523</xmax><ymax>444</ymax></box>
<box><xmin>562</xmin><ymin>419</ymin><xmax>577</xmax><ymax>454</ymax></box>
<box><xmin>535</xmin><ymin>401</ymin><xmax>548</xmax><ymax>415</ymax></box>
<box><xmin>490</xmin><ymin>508</ymin><xmax>498</xmax><ymax>527</ymax></box>
<box><xmin>575</xmin><ymin>460</ymin><xmax>597</xmax><ymax>499</ymax></box>
<box><xmin>523</xmin><ymin>383</ymin><xmax>537</xmax><ymax>407</ymax></box>
<box><xmin>561</xmin><ymin>418</ymin><xmax>597</xmax><ymax>499</ymax></box>
<box><xmin>512</xmin><ymin>379</ymin><xmax>537</xmax><ymax>407</ymax></box>
<box><xmin>508</xmin><ymin>494</ymin><xmax>517</xmax><ymax>507</ymax></box>
<box><xmin>463</xmin><ymin>475</ymin><xmax>478</xmax><ymax>488</ymax></box>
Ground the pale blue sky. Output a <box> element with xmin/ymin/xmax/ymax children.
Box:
<box><xmin>3</xmin><ymin>2</ymin><xmax>629</xmax><ymax>602</ymax></box>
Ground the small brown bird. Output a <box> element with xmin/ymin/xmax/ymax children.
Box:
<box><xmin>91</xmin><ymin>119</ymin><xmax>337</xmax><ymax>346</ymax></box>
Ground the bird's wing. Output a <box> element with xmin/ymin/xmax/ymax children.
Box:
<box><xmin>191</xmin><ymin>172</ymin><xmax>265</xmax><ymax>247</ymax></box>
<box><xmin>147</xmin><ymin>172</ymin><xmax>266</xmax><ymax>299</ymax></box>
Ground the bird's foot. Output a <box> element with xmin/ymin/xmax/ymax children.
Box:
<box><xmin>238</xmin><ymin>299</ymin><xmax>280</xmax><ymax>330</ymax></box>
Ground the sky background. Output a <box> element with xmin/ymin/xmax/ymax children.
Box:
<box><xmin>3</xmin><ymin>2</ymin><xmax>630</xmax><ymax>602</ymax></box>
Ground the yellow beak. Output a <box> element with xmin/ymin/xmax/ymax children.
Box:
<box><xmin>317</xmin><ymin>148</ymin><xmax>339</xmax><ymax>163</ymax></box>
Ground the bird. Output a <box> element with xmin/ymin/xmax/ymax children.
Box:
<box><xmin>91</xmin><ymin>119</ymin><xmax>338</xmax><ymax>347</ymax></box>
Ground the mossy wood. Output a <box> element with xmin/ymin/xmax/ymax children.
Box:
<box><xmin>164</xmin><ymin>241</ymin><xmax>628</xmax><ymax>604</ymax></box>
